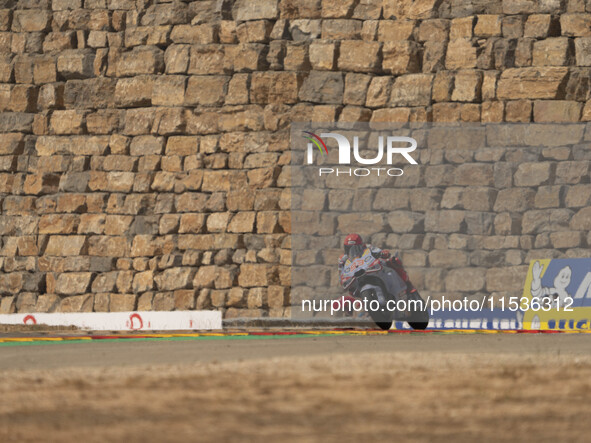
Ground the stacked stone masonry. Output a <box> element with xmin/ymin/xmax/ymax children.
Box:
<box><xmin>0</xmin><ymin>0</ymin><xmax>590</xmax><ymax>317</ymax></box>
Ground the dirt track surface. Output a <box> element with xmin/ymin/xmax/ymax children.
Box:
<box><xmin>1</xmin><ymin>334</ymin><xmax>591</xmax><ymax>442</ymax></box>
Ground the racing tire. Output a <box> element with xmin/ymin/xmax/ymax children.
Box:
<box><xmin>407</xmin><ymin>291</ymin><xmax>429</xmax><ymax>330</ymax></box>
<box><xmin>362</xmin><ymin>286</ymin><xmax>394</xmax><ymax>331</ymax></box>
<box><xmin>374</xmin><ymin>321</ymin><xmax>393</xmax><ymax>331</ymax></box>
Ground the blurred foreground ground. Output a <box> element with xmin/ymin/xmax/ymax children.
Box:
<box><xmin>1</xmin><ymin>333</ymin><xmax>590</xmax><ymax>442</ymax></box>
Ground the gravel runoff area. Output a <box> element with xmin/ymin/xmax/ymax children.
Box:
<box><xmin>1</xmin><ymin>332</ymin><xmax>590</xmax><ymax>442</ymax></box>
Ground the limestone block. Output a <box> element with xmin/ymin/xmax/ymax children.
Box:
<box><xmin>446</xmin><ymin>39</ymin><xmax>477</xmax><ymax>69</ymax></box>
<box><xmin>116</xmin><ymin>46</ymin><xmax>164</xmax><ymax>76</ymax></box>
<box><xmin>383</xmin><ymin>41</ymin><xmax>421</xmax><ymax>75</ymax></box>
<box><xmin>57</xmin><ymin>49</ymin><xmax>95</xmax><ymax>79</ymax></box>
<box><xmin>55</xmin><ymin>272</ymin><xmax>93</xmax><ymax>295</ymax></box>
<box><xmin>445</xmin><ymin>268</ymin><xmax>486</xmax><ymax>292</ymax></box>
<box><xmin>299</xmin><ymin>71</ymin><xmax>344</xmax><ymax>104</ymax></box>
<box><xmin>532</xmin><ymin>38</ymin><xmax>573</xmax><ymax>66</ymax></box>
<box><xmin>338</xmin><ymin>40</ymin><xmax>382</xmax><ymax>73</ymax></box>
<box><xmin>250</xmin><ymin>72</ymin><xmax>300</xmax><ymax>104</ymax></box>
<box><xmin>497</xmin><ymin>67</ymin><xmax>569</xmax><ymax>99</ymax></box>
<box><xmin>389</xmin><ymin>73</ymin><xmax>433</xmax><ymax>106</ymax></box>
<box><xmin>233</xmin><ymin>0</ymin><xmax>279</xmax><ymax>21</ymax></box>
<box><xmin>533</xmin><ymin>100</ymin><xmax>582</xmax><ymax>122</ymax></box>
<box><xmin>154</xmin><ymin>267</ymin><xmax>195</xmax><ymax>291</ymax></box>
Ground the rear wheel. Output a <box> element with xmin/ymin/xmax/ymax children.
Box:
<box><xmin>408</xmin><ymin>320</ymin><xmax>428</xmax><ymax>330</ymax></box>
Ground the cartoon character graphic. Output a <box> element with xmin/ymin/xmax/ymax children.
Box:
<box><xmin>522</xmin><ymin>258</ymin><xmax>591</xmax><ymax>330</ymax></box>
<box><xmin>530</xmin><ymin>261</ymin><xmax>572</xmax><ymax>308</ymax></box>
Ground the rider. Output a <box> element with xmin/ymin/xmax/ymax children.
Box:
<box><xmin>338</xmin><ymin>233</ymin><xmax>417</xmax><ymax>296</ymax></box>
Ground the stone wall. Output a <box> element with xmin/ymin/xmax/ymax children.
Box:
<box><xmin>289</xmin><ymin>123</ymin><xmax>591</xmax><ymax>313</ymax></box>
<box><xmin>0</xmin><ymin>0</ymin><xmax>590</xmax><ymax>317</ymax></box>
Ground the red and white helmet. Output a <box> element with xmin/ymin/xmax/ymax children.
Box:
<box><xmin>344</xmin><ymin>233</ymin><xmax>365</xmax><ymax>259</ymax></box>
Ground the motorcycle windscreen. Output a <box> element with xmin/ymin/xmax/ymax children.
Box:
<box><xmin>345</xmin><ymin>244</ymin><xmax>365</xmax><ymax>259</ymax></box>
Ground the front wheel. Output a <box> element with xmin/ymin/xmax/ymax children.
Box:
<box><xmin>374</xmin><ymin>321</ymin><xmax>392</xmax><ymax>331</ymax></box>
<box><xmin>407</xmin><ymin>291</ymin><xmax>429</xmax><ymax>330</ymax></box>
<box><xmin>361</xmin><ymin>286</ymin><xmax>393</xmax><ymax>331</ymax></box>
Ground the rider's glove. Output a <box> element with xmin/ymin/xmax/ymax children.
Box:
<box><xmin>379</xmin><ymin>249</ymin><xmax>391</xmax><ymax>260</ymax></box>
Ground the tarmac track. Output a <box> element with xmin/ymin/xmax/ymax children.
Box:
<box><xmin>1</xmin><ymin>331</ymin><xmax>591</xmax><ymax>442</ymax></box>
<box><xmin>0</xmin><ymin>331</ymin><xmax>591</xmax><ymax>371</ymax></box>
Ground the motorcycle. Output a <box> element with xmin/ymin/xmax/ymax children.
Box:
<box><xmin>340</xmin><ymin>250</ymin><xmax>429</xmax><ymax>331</ymax></box>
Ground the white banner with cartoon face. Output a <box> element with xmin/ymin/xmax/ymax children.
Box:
<box><xmin>522</xmin><ymin>258</ymin><xmax>591</xmax><ymax>330</ymax></box>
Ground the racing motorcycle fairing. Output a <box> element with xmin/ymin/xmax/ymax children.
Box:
<box><xmin>338</xmin><ymin>247</ymin><xmax>430</xmax><ymax>330</ymax></box>
<box><xmin>340</xmin><ymin>248</ymin><xmax>383</xmax><ymax>290</ymax></box>
<box><xmin>340</xmin><ymin>249</ymin><xmax>407</xmax><ymax>300</ymax></box>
